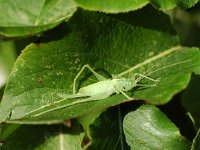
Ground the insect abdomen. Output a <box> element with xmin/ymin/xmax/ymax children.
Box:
<box><xmin>79</xmin><ymin>80</ymin><xmax>114</xmax><ymax>96</ymax></box>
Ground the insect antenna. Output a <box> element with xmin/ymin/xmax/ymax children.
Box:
<box><xmin>116</xmin><ymin>45</ymin><xmax>182</xmax><ymax>78</ymax></box>
<box><xmin>132</xmin><ymin>50</ymin><xmax>192</xmax><ymax>84</ymax></box>
<box><xmin>134</xmin><ymin>59</ymin><xmax>191</xmax><ymax>84</ymax></box>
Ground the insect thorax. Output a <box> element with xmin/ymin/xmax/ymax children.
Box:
<box><xmin>113</xmin><ymin>78</ymin><xmax>135</xmax><ymax>92</ymax></box>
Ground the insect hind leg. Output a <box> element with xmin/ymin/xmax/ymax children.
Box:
<box><xmin>73</xmin><ymin>64</ymin><xmax>107</xmax><ymax>94</ymax></box>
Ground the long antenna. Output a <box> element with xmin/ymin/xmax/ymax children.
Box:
<box><xmin>134</xmin><ymin>59</ymin><xmax>191</xmax><ymax>83</ymax></box>
<box><xmin>116</xmin><ymin>45</ymin><xmax>182</xmax><ymax>78</ymax></box>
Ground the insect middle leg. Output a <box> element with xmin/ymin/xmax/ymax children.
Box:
<box><xmin>113</xmin><ymin>86</ymin><xmax>133</xmax><ymax>100</ymax></box>
<box><xmin>119</xmin><ymin>90</ymin><xmax>132</xmax><ymax>100</ymax></box>
<box><xmin>73</xmin><ymin>64</ymin><xmax>107</xmax><ymax>94</ymax></box>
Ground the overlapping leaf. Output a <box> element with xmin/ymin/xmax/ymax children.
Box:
<box><xmin>0</xmin><ymin>0</ymin><xmax>76</xmax><ymax>37</ymax></box>
<box><xmin>84</xmin><ymin>107</ymin><xmax>129</xmax><ymax>150</ymax></box>
<box><xmin>123</xmin><ymin>105</ymin><xmax>190</xmax><ymax>149</ymax></box>
<box><xmin>0</xmin><ymin>0</ymin><xmax>199</xmax><ymax>38</ymax></box>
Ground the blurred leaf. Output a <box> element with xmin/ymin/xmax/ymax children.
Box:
<box><xmin>0</xmin><ymin>41</ymin><xmax>16</xmax><ymax>88</ymax></box>
<box><xmin>123</xmin><ymin>105</ymin><xmax>190</xmax><ymax>149</ymax></box>
<box><xmin>170</xmin><ymin>8</ymin><xmax>200</xmax><ymax>47</ymax></box>
<box><xmin>0</xmin><ymin>124</ymin><xmax>20</xmax><ymax>140</ymax></box>
<box><xmin>1</xmin><ymin>122</ymin><xmax>84</xmax><ymax>150</ymax></box>
<box><xmin>182</xmin><ymin>75</ymin><xmax>200</xmax><ymax>128</ymax></box>
<box><xmin>0</xmin><ymin>0</ymin><xmax>76</xmax><ymax>38</ymax></box>
<box><xmin>192</xmin><ymin>129</ymin><xmax>200</xmax><ymax>150</ymax></box>
<box><xmin>74</xmin><ymin>0</ymin><xmax>198</xmax><ymax>13</ymax></box>
<box><xmin>0</xmin><ymin>6</ymin><xmax>200</xmax><ymax>124</ymax></box>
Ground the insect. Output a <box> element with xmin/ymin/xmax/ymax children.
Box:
<box><xmin>58</xmin><ymin>64</ymin><xmax>159</xmax><ymax>101</ymax></box>
<box><xmin>58</xmin><ymin>47</ymin><xmax>191</xmax><ymax>102</ymax></box>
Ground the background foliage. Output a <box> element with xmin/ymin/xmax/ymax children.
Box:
<box><xmin>1</xmin><ymin>0</ymin><xmax>200</xmax><ymax>149</ymax></box>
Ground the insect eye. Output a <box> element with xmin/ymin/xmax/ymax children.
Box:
<box><xmin>123</xmin><ymin>87</ymin><xmax>126</xmax><ymax>89</ymax></box>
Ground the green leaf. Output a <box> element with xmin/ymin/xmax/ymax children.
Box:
<box><xmin>0</xmin><ymin>0</ymin><xmax>76</xmax><ymax>38</ymax></box>
<box><xmin>74</xmin><ymin>0</ymin><xmax>149</xmax><ymax>13</ymax></box>
<box><xmin>0</xmin><ymin>124</ymin><xmax>20</xmax><ymax>141</ymax></box>
<box><xmin>0</xmin><ymin>6</ymin><xmax>200</xmax><ymax>124</ymax></box>
<box><xmin>1</xmin><ymin>122</ymin><xmax>84</xmax><ymax>150</ymax></box>
<box><xmin>151</xmin><ymin>0</ymin><xmax>198</xmax><ymax>10</ymax></box>
<box><xmin>0</xmin><ymin>41</ymin><xmax>16</xmax><ymax>88</ymax></box>
<box><xmin>74</xmin><ymin>0</ymin><xmax>198</xmax><ymax>13</ymax></box>
<box><xmin>123</xmin><ymin>105</ymin><xmax>190</xmax><ymax>149</ymax></box>
<box><xmin>182</xmin><ymin>75</ymin><xmax>200</xmax><ymax>128</ymax></box>
<box><xmin>192</xmin><ymin>129</ymin><xmax>200</xmax><ymax>150</ymax></box>
<box><xmin>84</xmin><ymin>107</ymin><xmax>129</xmax><ymax>150</ymax></box>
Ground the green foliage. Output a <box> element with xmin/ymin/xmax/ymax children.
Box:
<box><xmin>1</xmin><ymin>1</ymin><xmax>200</xmax><ymax>149</ymax></box>
<box><xmin>85</xmin><ymin>107</ymin><xmax>127</xmax><ymax>149</ymax></box>
<box><xmin>0</xmin><ymin>0</ymin><xmax>76</xmax><ymax>37</ymax></box>
<box><xmin>123</xmin><ymin>105</ymin><xmax>190</xmax><ymax>149</ymax></box>
<box><xmin>1</xmin><ymin>122</ymin><xmax>84</xmax><ymax>150</ymax></box>
<box><xmin>182</xmin><ymin>75</ymin><xmax>200</xmax><ymax>128</ymax></box>
<box><xmin>0</xmin><ymin>42</ymin><xmax>16</xmax><ymax>97</ymax></box>
<box><xmin>75</xmin><ymin>0</ymin><xmax>199</xmax><ymax>12</ymax></box>
<box><xmin>192</xmin><ymin>129</ymin><xmax>200</xmax><ymax>150</ymax></box>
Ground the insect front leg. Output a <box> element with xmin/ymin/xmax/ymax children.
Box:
<box><xmin>73</xmin><ymin>64</ymin><xmax>107</xmax><ymax>94</ymax></box>
<box><xmin>133</xmin><ymin>73</ymin><xmax>159</xmax><ymax>83</ymax></box>
<box><xmin>114</xmin><ymin>86</ymin><xmax>132</xmax><ymax>100</ymax></box>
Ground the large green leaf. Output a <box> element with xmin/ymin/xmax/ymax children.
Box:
<box><xmin>0</xmin><ymin>6</ymin><xmax>200</xmax><ymax>124</ymax></box>
<box><xmin>0</xmin><ymin>122</ymin><xmax>84</xmax><ymax>150</ymax></box>
<box><xmin>74</xmin><ymin>0</ymin><xmax>198</xmax><ymax>13</ymax></box>
<box><xmin>0</xmin><ymin>0</ymin><xmax>76</xmax><ymax>37</ymax></box>
<box><xmin>123</xmin><ymin>105</ymin><xmax>190</xmax><ymax>149</ymax></box>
